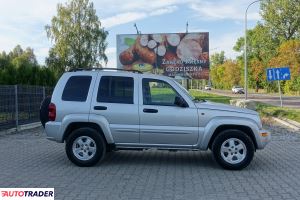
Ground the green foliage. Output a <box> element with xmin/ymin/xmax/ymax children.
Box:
<box><xmin>232</xmin><ymin>0</ymin><xmax>300</xmax><ymax>94</ymax></box>
<box><xmin>0</xmin><ymin>45</ymin><xmax>56</xmax><ymax>86</ymax></box>
<box><xmin>261</xmin><ymin>0</ymin><xmax>300</xmax><ymax>42</ymax></box>
<box><xmin>210</xmin><ymin>60</ymin><xmax>241</xmax><ymax>89</ymax></box>
<box><xmin>210</xmin><ymin>51</ymin><xmax>225</xmax><ymax>68</ymax></box>
<box><xmin>234</xmin><ymin>24</ymin><xmax>278</xmax><ymax>62</ymax></box>
<box><xmin>269</xmin><ymin>40</ymin><xmax>300</xmax><ymax>94</ymax></box>
<box><xmin>45</xmin><ymin>0</ymin><xmax>108</xmax><ymax>74</ymax></box>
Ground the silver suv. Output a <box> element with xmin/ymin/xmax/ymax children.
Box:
<box><xmin>43</xmin><ymin>68</ymin><xmax>270</xmax><ymax>170</ymax></box>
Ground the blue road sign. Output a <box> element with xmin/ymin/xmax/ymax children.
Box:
<box><xmin>267</xmin><ymin>67</ymin><xmax>291</xmax><ymax>81</ymax></box>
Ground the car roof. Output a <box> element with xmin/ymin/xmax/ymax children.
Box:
<box><xmin>63</xmin><ymin>69</ymin><xmax>175</xmax><ymax>81</ymax></box>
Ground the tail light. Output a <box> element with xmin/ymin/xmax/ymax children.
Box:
<box><xmin>48</xmin><ymin>103</ymin><xmax>56</xmax><ymax>121</ymax></box>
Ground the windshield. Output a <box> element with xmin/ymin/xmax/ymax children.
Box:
<box><xmin>172</xmin><ymin>80</ymin><xmax>194</xmax><ymax>101</ymax></box>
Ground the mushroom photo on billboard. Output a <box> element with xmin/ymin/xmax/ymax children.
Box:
<box><xmin>117</xmin><ymin>32</ymin><xmax>209</xmax><ymax>79</ymax></box>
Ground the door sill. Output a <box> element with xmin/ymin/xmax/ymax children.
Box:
<box><xmin>115</xmin><ymin>143</ymin><xmax>196</xmax><ymax>150</ymax></box>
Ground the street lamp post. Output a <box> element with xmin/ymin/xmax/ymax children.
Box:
<box><xmin>244</xmin><ymin>0</ymin><xmax>261</xmax><ymax>100</ymax></box>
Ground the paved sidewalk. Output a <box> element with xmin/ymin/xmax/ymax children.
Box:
<box><xmin>0</xmin><ymin>125</ymin><xmax>300</xmax><ymax>200</ymax></box>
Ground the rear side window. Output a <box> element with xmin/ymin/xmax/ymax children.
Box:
<box><xmin>62</xmin><ymin>76</ymin><xmax>92</xmax><ymax>102</ymax></box>
<box><xmin>97</xmin><ymin>76</ymin><xmax>134</xmax><ymax>104</ymax></box>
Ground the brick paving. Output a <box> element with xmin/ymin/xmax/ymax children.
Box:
<box><xmin>0</xmin><ymin>123</ymin><xmax>299</xmax><ymax>200</ymax></box>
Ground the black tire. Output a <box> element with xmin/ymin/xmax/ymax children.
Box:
<box><xmin>212</xmin><ymin>129</ymin><xmax>255</xmax><ymax>170</ymax></box>
<box><xmin>39</xmin><ymin>96</ymin><xmax>51</xmax><ymax>128</ymax></box>
<box><xmin>65</xmin><ymin>127</ymin><xmax>106</xmax><ymax>167</ymax></box>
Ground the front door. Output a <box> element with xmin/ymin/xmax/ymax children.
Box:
<box><xmin>139</xmin><ymin>78</ymin><xmax>198</xmax><ymax>145</ymax></box>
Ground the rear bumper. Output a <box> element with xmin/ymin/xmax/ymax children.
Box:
<box><xmin>45</xmin><ymin>121</ymin><xmax>64</xmax><ymax>143</ymax></box>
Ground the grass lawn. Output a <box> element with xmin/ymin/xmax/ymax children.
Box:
<box><xmin>150</xmin><ymin>88</ymin><xmax>176</xmax><ymax>103</ymax></box>
<box><xmin>189</xmin><ymin>89</ymin><xmax>300</xmax><ymax>123</ymax></box>
<box><xmin>189</xmin><ymin>89</ymin><xmax>231</xmax><ymax>104</ymax></box>
<box><xmin>256</xmin><ymin>103</ymin><xmax>300</xmax><ymax>123</ymax></box>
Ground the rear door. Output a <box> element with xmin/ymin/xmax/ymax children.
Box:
<box><xmin>91</xmin><ymin>73</ymin><xmax>139</xmax><ymax>144</ymax></box>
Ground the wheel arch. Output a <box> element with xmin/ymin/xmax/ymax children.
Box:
<box><xmin>63</xmin><ymin>122</ymin><xmax>107</xmax><ymax>143</ymax></box>
<box><xmin>63</xmin><ymin>122</ymin><xmax>107</xmax><ymax>144</ymax></box>
<box><xmin>208</xmin><ymin>125</ymin><xmax>258</xmax><ymax>150</ymax></box>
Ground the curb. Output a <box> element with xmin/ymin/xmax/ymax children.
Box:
<box><xmin>0</xmin><ymin>122</ymin><xmax>41</xmax><ymax>135</ymax></box>
<box><xmin>272</xmin><ymin>117</ymin><xmax>300</xmax><ymax>131</ymax></box>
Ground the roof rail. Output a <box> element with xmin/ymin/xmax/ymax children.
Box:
<box><xmin>68</xmin><ymin>67</ymin><xmax>143</xmax><ymax>74</ymax></box>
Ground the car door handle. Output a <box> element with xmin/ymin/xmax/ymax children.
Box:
<box><xmin>143</xmin><ymin>108</ymin><xmax>158</xmax><ymax>113</ymax></box>
<box><xmin>94</xmin><ymin>106</ymin><xmax>107</xmax><ymax>110</ymax></box>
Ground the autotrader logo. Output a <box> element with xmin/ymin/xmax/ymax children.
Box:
<box><xmin>0</xmin><ymin>188</ymin><xmax>54</xmax><ymax>200</ymax></box>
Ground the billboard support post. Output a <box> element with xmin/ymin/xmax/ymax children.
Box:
<box><xmin>134</xmin><ymin>23</ymin><xmax>141</xmax><ymax>34</ymax></box>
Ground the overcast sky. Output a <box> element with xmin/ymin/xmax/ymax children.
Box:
<box><xmin>0</xmin><ymin>0</ymin><xmax>261</xmax><ymax>67</ymax></box>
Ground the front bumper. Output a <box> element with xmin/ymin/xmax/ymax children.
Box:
<box><xmin>258</xmin><ymin>129</ymin><xmax>271</xmax><ymax>149</ymax></box>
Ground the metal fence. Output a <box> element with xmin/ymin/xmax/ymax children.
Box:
<box><xmin>0</xmin><ymin>85</ymin><xmax>53</xmax><ymax>130</ymax></box>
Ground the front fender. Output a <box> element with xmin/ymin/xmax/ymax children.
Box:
<box><xmin>198</xmin><ymin>117</ymin><xmax>260</xmax><ymax>150</ymax></box>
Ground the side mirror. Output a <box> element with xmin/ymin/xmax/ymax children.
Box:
<box><xmin>174</xmin><ymin>96</ymin><xmax>188</xmax><ymax>107</ymax></box>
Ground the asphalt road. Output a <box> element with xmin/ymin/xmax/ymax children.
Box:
<box><xmin>204</xmin><ymin>89</ymin><xmax>300</xmax><ymax>108</ymax></box>
<box><xmin>0</xmin><ymin>124</ymin><xmax>300</xmax><ymax>200</ymax></box>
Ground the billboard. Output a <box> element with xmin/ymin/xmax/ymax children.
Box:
<box><xmin>117</xmin><ymin>32</ymin><xmax>209</xmax><ymax>79</ymax></box>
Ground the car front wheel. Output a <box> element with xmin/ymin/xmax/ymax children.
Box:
<box><xmin>212</xmin><ymin>129</ymin><xmax>255</xmax><ymax>170</ymax></box>
<box><xmin>65</xmin><ymin>127</ymin><xmax>106</xmax><ymax>167</ymax></box>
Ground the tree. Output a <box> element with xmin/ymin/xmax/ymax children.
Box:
<box><xmin>249</xmin><ymin>59</ymin><xmax>265</xmax><ymax>92</ymax></box>
<box><xmin>210</xmin><ymin>51</ymin><xmax>226</xmax><ymax>89</ymax></box>
<box><xmin>210</xmin><ymin>64</ymin><xmax>225</xmax><ymax>89</ymax></box>
<box><xmin>0</xmin><ymin>51</ymin><xmax>10</xmax><ymax>70</ymax></box>
<box><xmin>9</xmin><ymin>45</ymin><xmax>24</xmax><ymax>59</ymax></box>
<box><xmin>210</xmin><ymin>51</ymin><xmax>225</xmax><ymax>68</ymax></box>
<box><xmin>260</xmin><ymin>0</ymin><xmax>300</xmax><ymax>42</ymax></box>
<box><xmin>223</xmin><ymin>60</ymin><xmax>241</xmax><ymax>89</ymax></box>
<box><xmin>234</xmin><ymin>24</ymin><xmax>278</xmax><ymax>92</ymax></box>
<box><xmin>0</xmin><ymin>45</ymin><xmax>57</xmax><ymax>86</ymax></box>
<box><xmin>269</xmin><ymin>40</ymin><xmax>300</xmax><ymax>94</ymax></box>
<box><xmin>45</xmin><ymin>48</ymin><xmax>66</xmax><ymax>78</ymax></box>
<box><xmin>45</xmin><ymin>0</ymin><xmax>108</xmax><ymax>73</ymax></box>
<box><xmin>210</xmin><ymin>60</ymin><xmax>241</xmax><ymax>89</ymax></box>
<box><xmin>234</xmin><ymin>24</ymin><xmax>277</xmax><ymax>62</ymax></box>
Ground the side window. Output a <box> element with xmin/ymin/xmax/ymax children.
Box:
<box><xmin>62</xmin><ymin>76</ymin><xmax>92</xmax><ymax>102</ymax></box>
<box><xmin>142</xmin><ymin>79</ymin><xmax>179</xmax><ymax>106</ymax></box>
<box><xmin>97</xmin><ymin>76</ymin><xmax>134</xmax><ymax>104</ymax></box>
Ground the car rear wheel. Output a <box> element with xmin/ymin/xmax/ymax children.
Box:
<box><xmin>212</xmin><ymin>129</ymin><xmax>255</xmax><ymax>170</ymax></box>
<box><xmin>66</xmin><ymin>127</ymin><xmax>106</xmax><ymax>167</ymax></box>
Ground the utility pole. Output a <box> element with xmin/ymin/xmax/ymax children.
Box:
<box><xmin>244</xmin><ymin>0</ymin><xmax>261</xmax><ymax>100</ymax></box>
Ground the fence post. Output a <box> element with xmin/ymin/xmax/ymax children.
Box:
<box><xmin>43</xmin><ymin>86</ymin><xmax>45</xmax><ymax>100</ymax></box>
<box><xmin>14</xmin><ymin>85</ymin><xmax>19</xmax><ymax>131</ymax></box>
